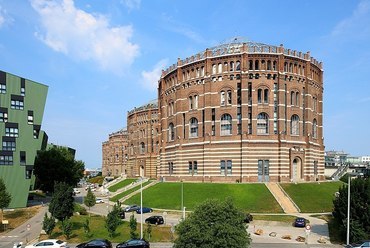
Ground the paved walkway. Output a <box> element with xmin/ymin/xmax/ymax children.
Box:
<box><xmin>266</xmin><ymin>182</ymin><xmax>300</xmax><ymax>214</ymax></box>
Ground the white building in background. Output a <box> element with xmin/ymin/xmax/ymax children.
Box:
<box><xmin>361</xmin><ymin>156</ymin><xmax>370</xmax><ymax>163</ymax></box>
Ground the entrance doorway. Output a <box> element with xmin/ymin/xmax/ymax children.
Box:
<box><xmin>258</xmin><ymin>160</ymin><xmax>270</xmax><ymax>182</ymax></box>
<box><xmin>292</xmin><ymin>157</ymin><xmax>302</xmax><ymax>182</ymax></box>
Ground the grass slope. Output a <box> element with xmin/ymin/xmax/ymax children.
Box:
<box><xmin>125</xmin><ymin>182</ymin><xmax>283</xmax><ymax>213</ymax></box>
<box><xmin>281</xmin><ymin>181</ymin><xmax>343</xmax><ymax>213</ymax></box>
<box><xmin>108</xmin><ymin>178</ymin><xmax>137</xmax><ymax>192</ymax></box>
<box><xmin>110</xmin><ymin>181</ymin><xmax>153</xmax><ymax>202</ymax></box>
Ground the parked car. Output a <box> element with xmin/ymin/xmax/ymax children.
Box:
<box><xmin>136</xmin><ymin>207</ymin><xmax>153</xmax><ymax>214</ymax></box>
<box><xmin>76</xmin><ymin>239</ymin><xmax>112</xmax><ymax>248</ymax></box>
<box><xmin>345</xmin><ymin>240</ymin><xmax>370</xmax><ymax>248</ymax></box>
<box><xmin>96</xmin><ymin>198</ymin><xmax>104</xmax><ymax>204</ymax></box>
<box><xmin>124</xmin><ymin>205</ymin><xmax>140</xmax><ymax>212</ymax></box>
<box><xmin>25</xmin><ymin>239</ymin><xmax>69</xmax><ymax>248</ymax></box>
<box><xmin>118</xmin><ymin>210</ymin><xmax>125</xmax><ymax>219</ymax></box>
<box><xmin>244</xmin><ymin>213</ymin><xmax>253</xmax><ymax>223</ymax></box>
<box><xmin>73</xmin><ymin>188</ymin><xmax>81</xmax><ymax>194</ymax></box>
<box><xmin>145</xmin><ymin>216</ymin><xmax>164</xmax><ymax>225</ymax></box>
<box><xmin>294</xmin><ymin>217</ymin><xmax>307</xmax><ymax>227</ymax></box>
<box><xmin>116</xmin><ymin>239</ymin><xmax>150</xmax><ymax>248</ymax></box>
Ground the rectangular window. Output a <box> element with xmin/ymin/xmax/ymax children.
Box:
<box><xmin>220</xmin><ymin>91</ymin><xmax>225</xmax><ymax>106</ymax></box>
<box><xmin>26</xmin><ymin>169</ymin><xmax>32</xmax><ymax>179</ymax></box>
<box><xmin>0</xmin><ymin>84</ymin><xmax>6</xmax><ymax>94</ymax></box>
<box><xmin>0</xmin><ymin>108</ymin><xmax>8</xmax><ymax>122</ymax></box>
<box><xmin>5</xmin><ymin>127</ymin><xmax>19</xmax><ymax>137</ymax></box>
<box><xmin>10</xmin><ymin>99</ymin><xmax>24</xmax><ymax>110</ymax></box>
<box><xmin>0</xmin><ymin>155</ymin><xmax>13</xmax><ymax>165</ymax></box>
<box><xmin>28</xmin><ymin>111</ymin><xmax>34</xmax><ymax>125</ymax></box>
<box><xmin>227</xmin><ymin>160</ymin><xmax>232</xmax><ymax>175</ymax></box>
<box><xmin>227</xmin><ymin>90</ymin><xmax>232</xmax><ymax>105</ymax></box>
<box><xmin>193</xmin><ymin>161</ymin><xmax>198</xmax><ymax>175</ymax></box>
<box><xmin>33</xmin><ymin>125</ymin><xmax>40</xmax><ymax>139</ymax></box>
<box><xmin>20</xmin><ymin>151</ymin><xmax>26</xmax><ymax>165</ymax></box>
<box><xmin>2</xmin><ymin>141</ymin><xmax>16</xmax><ymax>151</ymax></box>
<box><xmin>211</xmin><ymin>108</ymin><xmax>215</xmax><ymax>136</ymax></box>
<box><xmin>220</xmin><ymin>160</ymin><xmax>225</xmax><ymax>175</ymax></box>
<box><xmin>237</xmin><ymin>83</ymin><xmax>241</xmax><ymax>105</ymax></box>
<box><xmin>21</xmin><ymin>78</ymin><xmax>26</xmax><ymax>96</ymax></box>
<box><xmin>188</xmin><ymin>161</ymin><xmax>192</xmax><ymax>174</ymax></box>
<box><xmin>168</xmin><ymin>162</ymin><xmax>174</xmax><ymax>175</ymax></box>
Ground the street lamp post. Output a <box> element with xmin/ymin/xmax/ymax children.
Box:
<box><xmin>346</xmin><ymin>172</ymin><xmax>361</xmax><ymax>245</ymax></box>
<box><xmin>140</xmin><ymin>175</ymin><xmax>143</xmax><ymax>239</ymax></box>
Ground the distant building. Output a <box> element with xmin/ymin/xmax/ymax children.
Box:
<box><xmin>102</xmin><ymin>128</ymin><xmax>128</xmax><ymax>177</ymax></box>
<box><xmin>0</xmin><ymin>70</ymin><xmax>48</xmax><ymax>208</ymax></box>
<box><xmin>361</xmin><ymin>156</ymin><xmax>370</xmax><ymax>163</ymax></box>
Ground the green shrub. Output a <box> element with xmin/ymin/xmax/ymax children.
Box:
<box><xmin>74</xmin><ymin>203</ymin><xmax>87</xmax><ymax>215</ymax></box>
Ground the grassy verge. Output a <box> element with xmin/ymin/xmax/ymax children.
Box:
<box><xmin>108</xmin><ymin>178</ymin><xmax>137</xmax><ymax>192</ymax></box>
<box><xmin>47</xmin><ymin>214</ymin><xmax>172</xmax><ymax>243</ymax></box>
<box><xmin>1</xmin><ymin>206</ymin><xmax>41</xmax><ymax>233</ymax></box>
<box><xmin>110</xmin><ymin>181</ymin><xmax>153</xmax><ymax>202</ymax></box>
<box><xmin>125</xmin><ymin>182</ymin><xmax>283</xmax><ymax>213</ymax></box>
<box><xmin>281</xmin><ymin>181</ymin><xmax>343</xmax><ymax>213</ymax></box>
<box><xmin>252</xmin><ymin>215</ymin><xmax>297</xmax><ymax>223</ymax></box>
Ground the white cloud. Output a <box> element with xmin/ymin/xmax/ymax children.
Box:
<box><xmin>331</xmin><ymin>0</ymin><xmax>370</xmax><ymax>38</ymax></box>
<box><xmin>30</xmin><ymin>0</ymin><xmax>140</xmax><ymax>74</ymax></box>
<box><xmin>141</xmin><ymin>59</ymin><xmax>168</xmax><ymax>91</ymax></box>
<box><xmin>122</xmin><ymin>0</ymin><xmax>141</xmax><ymax>11</ymax></box>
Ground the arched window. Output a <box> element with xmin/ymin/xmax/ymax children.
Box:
<box><xmin>258</xmin><ymin>89</ymin><xmax>262</xmax><ymax>103</ymax></box>
<box><xmin>140</xmin><ymin>142</ymin><xmax>145</xmax><ymax>154</ymax></box>
<box><xmin>312</xmin><ymin>119</ymin><xmax>317</xmax><ymax>138</ymax></box>
<box><xmin>249</xmin><ymin>60</ymin><xmax>253</xmax><ymax>70</ymax></box>
<box><xmin>264</xmin><ymin>89</ymin><xmax>269</xmax><ymax>104</ymax></box>
<box><xmin>273</xmin><ymin>61</ymin><xmax>277</xmax><ymax>70</ymax></box>
<box><xmin>235</xmin><ymin>61</ymin><xmax>241</xmax><ymax>71</ymax></box>
<box><xmin>291</xmin><ymin>91</ymin><xmax>295</xmax><ymax>105</ymax></box>
<box><xmin>284</xmin><ymin>62</ymin><xmax>288</xmax><ymax>72</ymax></box>
<box><xmin>291</xmin><ymin>115</ymin><xmax>300</xmax><ymax>135</ymax></box>
<box><xmin>230</xmin><ymin>61</ymin><xmax>235</xmax><ymax>71</ymax></box>
<box><xmin>168</xmin><ymin>123</ymin><xmax>175</xmax><ymax>141</ymax></box>
<box><xmin>189</xmin><ymin>117</ymin><xmax>198</xmax><ymax>138</ymax></box>
<box><xmin>224</xmin><ymin>62</ymin><xmax>228</xmax><ymax>71</ymax></box>
<box><xmin>218</xmin><ymin>63</ymin><xmax>222</xmax><ymax>73</ymax></box>
<box><xmin>220</xmin><ymin>91</ymin><xmax>225</xmax><ymax>106</ymax></box>
<box><xmin>257</xmin><ymin>113</ymin><xmax>269</xmax><ymax>134</ymax></box>
<box><xmin>201</xmin><ymin>66</ymin><xmax>205</xmax><ymax>77</ymax></box>
<box><xmin>289</xmin><ymin>63</ymin><xmax>293</xmax><ymax>72</ymax></box>
<box><xmin>220</xmin><ymin>114</ymin><xmax>232</xmax><ymax>135</ymax></box>
<box><xmin>212</xmin><ymin>64</ymin><xmax>217</xmax><ymax>74</ymax></box>
<box><xmin>296</xmin><ymin>92</ymin><xmax>300</xmax><ymax>106</ymax></box>
<box><xmin>267</xmin><ymin>60</ymin><xmax>271</xmax><ymax>70</ymax></box>
<box><xmin>255</xmin><ymin>60</ymin><xmax>259</xmax><ymax>70</ymax></box>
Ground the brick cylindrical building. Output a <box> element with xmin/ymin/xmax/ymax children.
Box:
<box><xmin>126</xmin><ymin>100</ymin><xmax>159</xmax><ymax>178</ymax></box>
<box><xmin>158</xmin><ymin>40</ymin><xmax>324</xmax><ymax>183</ymax></box>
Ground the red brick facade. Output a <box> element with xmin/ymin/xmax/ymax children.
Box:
<box><xmin>102</xmin><ymin>129</ymin><xmax>128</xmax><ymax>177</ymax></box>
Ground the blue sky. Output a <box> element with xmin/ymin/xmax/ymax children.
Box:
<box><xmin>0</xmin><ymin>0</ymin><xmax>369</xmax><ymax>168</ymax></box>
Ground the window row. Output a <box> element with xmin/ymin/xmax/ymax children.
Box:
<box><xmin>284</xmin><ymin>62</ymin><xmax>305</xmax><ymax>75</ymax></box>
<box><xmin>168</xmin><ymin>114</ymin><xmax>318</xmax><ymax>138</ymax></box>
<box><xmin>249</xmin><ymin>60</ymin><xmax>277</xmax><ymax>71</ymax></box>
<box><xmin>212</xmin><ymin>61</ymin><xmax>241</xmax><ymax>74</ymax></box>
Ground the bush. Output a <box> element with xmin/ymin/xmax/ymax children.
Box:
<box><xmin>74</xmin><ymin>203</ymin><xmax>87</xmax><ymax>215</ymax></box>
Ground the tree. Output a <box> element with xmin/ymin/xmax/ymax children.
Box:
<box><xmin>333</xmin><ymin>177</ymin><xmax>370</xmax><ymax>243</ymax></box>
<box><xmin>144</xmin><ymin>222</ymin><xmax>152</xmax><ymax>241</ymax></box>
<box><xmin>174</xmin><ymin>198</ymin><xmax>251</xmax><ymax>248</ymax></box>
<box><xmin>129</xmin><ymin>214</ymin><xmax>139</xmax><ymax>239</ymax></box>
<box><xmin>42</xmin><ymin>213</ymin><xmax>56</xmax><ymax>236</ymax></box>
<box><xmin>84</xmin><ymin>187</ymin><xmax>96</xmax><ymax>216</ymax></box>
<box><xmin>49</xmin><ymin>182</ymin><xmax>74</xmax><ymax>221</ymax></box>
<box><xmin>0</xmin><ymin>178</ymin><xmax>11</xmax><ymax>223</ymax></box>
<box><xmin>105</xmin><ymin>204</ymin><xmax>122</xmax><ymax>237</ymax></box>
<box><xmin>60</xmin><ymin>219</ymin><xmax>72</xmax><ymax>239</ymax></box>
<box><xmin>34</xmin><ymin>146</ymin><xmax>84</xmax><ymax>192</ymax></box>
<box><xmin>83</xmin><ymin>219</ymin><xmax>90</xmax><ymax>236</ymax></box>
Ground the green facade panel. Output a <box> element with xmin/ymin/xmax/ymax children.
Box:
<box><xmin>0</xmin><ymin>70</ymin><xmax>48</xmax><ymax>208</ymax></box>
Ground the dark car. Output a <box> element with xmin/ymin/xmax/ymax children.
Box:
<box><xmin>118</xmin><ymin>210</ymin><xmax>125</xmax><ymax>219</ymax></box>
<box><xmin>294</xmin><ymin>217</ymin><xmax>307</xmax><ymax>228</ymax></box>
<box><xmin>124</xmin><ymin>205</ymin><xmax>140</xmax><ymax>212</ymax></box>
<box><xmin>136</xmin><ymin>207</ymin><xmax>153</xmax><ymax>214</ymax></box>
<box><xmin>116</xmin><ymin>239</ymin><xmax>150</xmax><ymax>248</ymax></box>
<box><xmin>76</xmin><ymin>239</ymin><xmax>112</xmax><ymax>248</ymax></box>
<box><xmin>244</xmin><ymin>213</ymin><xmax>253</xmax><ymax>223</ymax></box>
<box><xmin>345</xmin><ymin>240</ymin><xmax>370</xmax><ymax>248</ymax></box>
<box><xmin>145</xmin><ymin>216</ymin><xmax>164</xmax><ymax>225</ymax></box>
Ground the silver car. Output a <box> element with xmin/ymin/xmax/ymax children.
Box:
<box><xmin>25</xmin><ymin>239</ymin><xmax>69</xmax><ymax>248</ymax></box>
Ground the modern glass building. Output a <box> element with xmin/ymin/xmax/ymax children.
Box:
<box><xmin>0</xmin><ymin>70</ymin><xmax>48</xmax><ymax>208</ymax></box>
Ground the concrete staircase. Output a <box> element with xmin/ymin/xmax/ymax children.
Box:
<box><xmin>265</xmin><ymin>182</ymin><xmax>300</xmax><ymax>214</ymax></box>
<box><xmin>110</xmin><ymin>178</ymin><xmax>149</xmax><ymax>198</ymax></box>
<box><xmin>119</xmin><ymin>180</ymin><xmax>159</xmax><ymax>203</ymax></box>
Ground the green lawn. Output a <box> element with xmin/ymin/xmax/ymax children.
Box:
<box><xmin>49</xmin><ymin>214</ymin><xmax>172</xmax><ymax>243</ymax></box>
<box><xmin>124</xmin><ymin>182</ymin><xmax>283</xmax><ymax>213</ymax></box>
<box><xmin>110</xmin><ymin>181</ymin><xmax>153</xmax><ymax>202</ymax></box>
<box><xmin>108</xmin><ymin>178</ymin><xmax>137</xmax><ymax>192</ymax></box>
<box><xmin>280</xmin><ymin>181</ymin><xmax>344</xmax><ymax>213</ymax></box>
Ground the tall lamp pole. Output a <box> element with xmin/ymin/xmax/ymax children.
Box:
<box><xmin>140</xmin><ymin>172</ymin><xmax>143</xmax><ymax>239</ymax></box>
<box><xmin>346</xmin><ymin>172</ymin><xmax>360</xmax><ymax>245</ymax></box>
